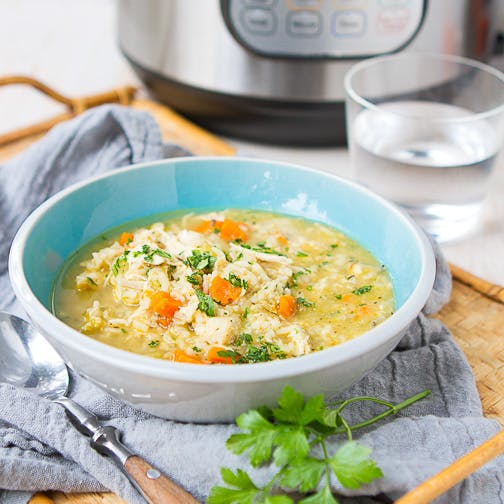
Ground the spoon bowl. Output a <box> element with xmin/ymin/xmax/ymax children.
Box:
<box><xmin>0</xmin><ymin>312</ymin><xmax>68</xmax><ymax>400</ymax></box>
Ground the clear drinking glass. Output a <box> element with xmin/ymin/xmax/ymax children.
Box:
<box><xmin>344</xmin><ymin>53</ymin><xmax>504</xmax><ymax>242</ymax></box>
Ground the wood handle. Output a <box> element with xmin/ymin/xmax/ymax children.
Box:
<box><xmin>395</xmin><ymin>429</ymin><xmax>504</xmax><ymax>503</ymax></box>
<box><xmin>124</xmin><ymin>455</ymin><xmax>200</xmax><ymax>504</ymax></box>
<box><xmin>0</xmin><ymin>75</ymin><xmax>136</xmax><ymax>147</ymax></box>
<box><xmin>449</xmin><ymin>263</ymin><xmax>504</xmax><ymax>304</ymax></box>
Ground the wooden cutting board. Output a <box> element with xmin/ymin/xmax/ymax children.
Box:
<box><xmin>1</xmin><ymin>78</ymin><xmax>502</xmax><ymax>504</ymax></box>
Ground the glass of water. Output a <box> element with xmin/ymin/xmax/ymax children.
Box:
<box><xmin>344</xmin><ymin>53</ymin><xmax>504</xmax><ymax>242</ymax></box>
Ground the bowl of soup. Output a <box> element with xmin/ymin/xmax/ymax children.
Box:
<box><xmin>9</xmin><ymin>157</ymin><xmax>435</xmax><ymax>422</ymax></box>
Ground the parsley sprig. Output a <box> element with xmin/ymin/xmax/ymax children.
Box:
<box><xmin>209</xmin><ymin>386</ymin><xmax>430</xmax><ymax>503</ymax></box>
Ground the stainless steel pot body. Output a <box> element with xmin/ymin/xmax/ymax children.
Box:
<box><xmin>118</xmin><ymin>0</ymin><xmax>500</xmax><ymax>144</ymax></box>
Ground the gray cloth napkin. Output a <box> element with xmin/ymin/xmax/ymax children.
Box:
<box><xmin>0</xmin><ymin>105</ymin><xmax>502</xmax><ymax>504</ymax></box>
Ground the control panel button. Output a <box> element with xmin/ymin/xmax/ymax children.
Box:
<box><xmin>333</xmin><ymin>0</ymin><xmax>368</xmax><ymax>9</ymax></box>
<box><xmin>378</xmin><ymin>8</ymin><xmax>410</xmax><ymax>32</ymax></box>
<box><xmin>286</xmin><ymin>0</ymin><xmax>323</xmax><ymax>9</ymax></box>
<box><xmin>287</xmin><ymin>11</ymin><xmax>322</xmax><ymax>37</ymax></box>
<box><xmin>331</xmin><ymin>10</ymin><xmax>366</xmax><ymax>37</ymax></box>
<box><xmin>243</xmin><ymin>0</ymin><xmax>277</xmax><ymax>6</ymax></box>
<box><xmin>241</xmin><ymin>8</ymin><xmax>277</xmax><ymax>34</ymax></box>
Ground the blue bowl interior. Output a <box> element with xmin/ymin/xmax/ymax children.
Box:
<box><xmin>22</xmin><ymin>158</ymin><xmax>422</xmax><ymax>311</ymax></box>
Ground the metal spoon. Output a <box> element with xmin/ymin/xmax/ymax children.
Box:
<box><xmin>0</xmin><ymin>312</ymin><xmax>199</xmax><ymax>504</ymax></box>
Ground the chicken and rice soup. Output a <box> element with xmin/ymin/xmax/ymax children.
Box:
<box><xmin>53</xmin><ymin>210</ymin><xmax>395</xmax><ymax>364</ymax></box>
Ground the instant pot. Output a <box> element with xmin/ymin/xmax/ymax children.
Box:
<box><xmin>118</xmin><ymin>0</ymin><xmax>501</xmax><ymax>145</ymax></box>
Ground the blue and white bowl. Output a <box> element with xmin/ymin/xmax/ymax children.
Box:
<box><xmin>9</xmin><ymin>157</ymin><xmax>435</xmax><ymax>422</ymax></box>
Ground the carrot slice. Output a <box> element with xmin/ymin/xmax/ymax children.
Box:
<box><xmin>342</xmin><ymin>293</ymin><xmax>354</xmax><ymax>303</ymax></box>
<box><xmin>278</xmin><ymin>295</ymin><xmax>296</xmax><ymax>318</ymax></box>
<box><xmin>119</xmin><ymin>232</ymin><xmax>134</xmax><ymax>246</ymax></box>
<box><xmin>173</xmin><ymin>349</ymin><xmax>203</xmax><ymax>364</ymax></box>
<box><xmin>209</xmin><ymin>276</ymin><xmax>242</xmax><ymax>305</ymax></box>
<box><xmin>276</xmin><ymin>234</ymin><xmax>288</xmax><ymax>246</ymax></box>
<box><xmin>207</xmin><ymin>346</ymin><xmax>235</xmax><ymax>364</ymax></box>
<box><xmin>150</xmin><ymin>292</ymin><xmax>183</xmax><ymax>320</ymax></box>
<box><xmin>219</xmin><ymin>219</ymin><xmax>249</xmax><ymax>242</ymax></box>
<box><xmin>193</xmin><ymin>219</ymin><xmax>222</xmax><ymax>235</ymax></box>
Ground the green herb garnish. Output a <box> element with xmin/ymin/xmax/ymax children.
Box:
<box><xmin>186</xmin><ymin>273</ymin><xmax>201</xmax><ymax>285</ymax></box>
<box><xmin>330</xmin><ymin>244</ymin><xmax>339</xmax><ymax>249</ymax></box>
<box><xmin>209</xmin><ymin>386</ymin><xmax>430</xmax><ymax>504</ymax></box>
<box><xmin>86</xmin><ymin>276</ymin><xmax>97</xmax><ymax>286</ymax></box>
<box><xmin>186</xmin><ymin>250</ymin><xmax>216</xmax><ymax>273</ymax></box>
<box><xmin>243</xmin><ymin>307</ymin><xmax>250</xmax><ymax>319</ymax></box>
<box><xmin>133</xmin><ymin>244</ymin><xmax>172</xmax><ymax>262</ymax></box>
<box><xmin>290</xmin><ymin>270</ymin><xmax>305</xmax><ymax>288</ymax></box>
<box><xmin>238</xmin><ymin>242</ymin><xmax>287</xmax><ymax>257</ymax></box>
<box><xmin>195</xmin><ymin>289</ymin><xmax>216</xmax><ymax>317</ymax></box>
<box><xmin>296</xmin><ymin>296</ymin><xmax>314</xmax><ymax>308</ymax></box>
<box><xmin>335</xmin><ymin>294</ymin><xmax>343</xmax><ymax>300</ymax></box>
<box><xmin>296</xmin><ymin>251</ymin><xmax>309</xmax><ymax>257</ymax></box>
<box><xmin>192</xmin><ymin>346</ymin><xmax>202</xmax><ymax>353</ymax></box>
<box><xmin>148</xmin><ymin>340</ymin><xmax>159</xmax><ymax>348</ymax></box>
<box><xmin>352</xmin><ymin>285</ymin><xmax>373</xmax><ymax>296</ymax></box>
<box><xmin>111</xmin><ymin>250</ymin><xmax>130</xmax><ymax>276</ymax></box>
<box><xmin>227</xmin><ymin>272</ymin><xmax>248</xmax><ymax>289</ymax></box>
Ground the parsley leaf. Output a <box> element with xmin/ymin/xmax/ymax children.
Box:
<box><xmin>148</xmin><ymin>340</ymin><xmax>159</xmax><ymax>348</ymax></box>
<box><xmin>281</xmin><ymin>457</ymin><xmax>325</xmax><ymax>492</ymax></box>
<box><xmin>208</xmin><ymin>468</ymin><xmax>258</xmax><ymax>504</ymax></box>
<box><xmin>186</xmin><ymin>250</ymin><xmax>216</xmax><ymax>273</ymax></box>
<box><xmin>238</xmin><ymin>242</ymin><xmax>287</xmax><ymax>257</ymax></box>
<box><xmin>352</xmin><ymin>285</ymin><xmax>373</xmax><ymax>296</ymax></box>
<box><xmin>298</xmin><ymin>485</ymin><xmax>338</xmax><ymax>504</ymax></box>
<box><xmin>111</xmin><ymin>251</ymin><xmax>130</xmax><ymax>276</ymax></box>
<box><xmin>227</xmin><ymin>272</ymin><xmax>248</xmax><ymax>289</ymax></box>
<box><xmin>227</xmin><ymin>411</ymin><xmax>277</xmax><ymax>467</ymax></box>
<box><xmin>296</xmin><ymin>296</ymin><xmax>314</xmax><ymax>308</ymax></box>
<box><xmin>329</xmin><ymin>442</ymin><xmax>383</xmax><ymax>489</ymax></box>
<box><xmin>195</xmin><ymin>289</ymin><xmax>216</xmax><ymax>317</ymax></box>
<box><xmin>186</xmin><ymin>273</ymin><xmax>201</xmax><ymax>285</ymax></box>
<box><xmin>296</xmin><ymin>251</ymin><xmax>309</xmax><ymax>257</ymax></box>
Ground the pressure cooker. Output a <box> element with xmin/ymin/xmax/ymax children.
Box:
<box><xmin>118</xmin><ymin>0</ymin><xmax>502</xmax><ymax>145</ymax></box>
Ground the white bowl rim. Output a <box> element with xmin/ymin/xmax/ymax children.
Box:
<box><xmin>9</xmin><ymin>156</ymin><xmax>436</xmax><ymax>384</ymax></box>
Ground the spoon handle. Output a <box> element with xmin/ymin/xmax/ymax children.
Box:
<box><xmin>56</xmin><ymin>398</ymin><xmax>199</xmax><ymax>504</ymax></box>
<box><xmin>124</xmin><ymin>455</ymin><xmax>200</xmax><ymax>504</ymax></box>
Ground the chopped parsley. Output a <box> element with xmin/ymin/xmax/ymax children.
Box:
<box><xmin>228</xmin><ymin>334</ymin><xmax>286</xmax><ymax>363</ymax></box>
<box><xmin>335</xmin><ymin>294</ymin><xmax>343</xmax><ymax>300</ymax></box>
<box><xmin>353</xmin><ymin>285</ymin><xmax>373</xmax><ymax>296</ymax></box>
<box><xmin>86</xmin><ymin>276</ymin><xmax>97</xmax><ymax>286</ymax></box>
<box><xmin>111</xmin><ymin>250</ymin><xmax>130</xmax><ymax>276</ymax></box>
<box><xmin>289</xmin><ymin>270</ymin><xmax>305</xmax><ymax>288</ymax></box>
<box><xmin>133</xmin><ymin>244</ymin><xmax>171</xmax><ymax>262</ymax></box>
<box><xmin>243</xmin><ymin>306</ymin><xmax>250</xmax><ymax>319</ymax></box>
<box><xmin>296</xmin><ymin>251</ymin><xmax>309</xmax><ymax>257</ymax></box>
<box><xmin>306</xmin><ymin>285</ymin><xmax>313</xmax><ymax>291</ymax></box>
<box><xmin>296</xmin><ymin>296</ymin><xmax>314</xmax><ymax>308</ymax></box>
<box><xmin>186</xmin><ymin>273</ymin><xmax>202</xmax><ymax>285</ymax></box>
<box><xmin>227</xmin><ymin>272</ymin><xmax>248</xmax><ymax>289</ymax></box>
<box><xmin>195</xmin><ymin>289</ymin><xmax>216</xmax><ymax>317</ymax></box>
<box><xmin>233</xmin><ymin>333</ymin><xmax>253</xmax><ymax>346</ymax></box>
<box><xmin>238</xmin><ymin>242</ymin><xmax>287</xmax><ymax>257</ymax></box>
<box><xmin>148</xmin><ymin>340</ymin><xmax>160</xmax><ymax>348</ymax></box>
<box><xmin>186</xmin><ymin>250</ymin><xmax>216</xmax><ymax>273</ymax></box>
<box><xmin>330</xmin><ymin>243</ymin><xmax>339</xmax><ymax>248</ymax></box>
<box><xmin>192</xmin><ymin>346</ymin><xmax>202</xmax><ymax>353</ymax></box>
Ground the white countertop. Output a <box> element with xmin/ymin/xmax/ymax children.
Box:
<box><xmin>1</xmin><ymin>0</ymin><xmax>503</xmax><ymax>285</ymax></box>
